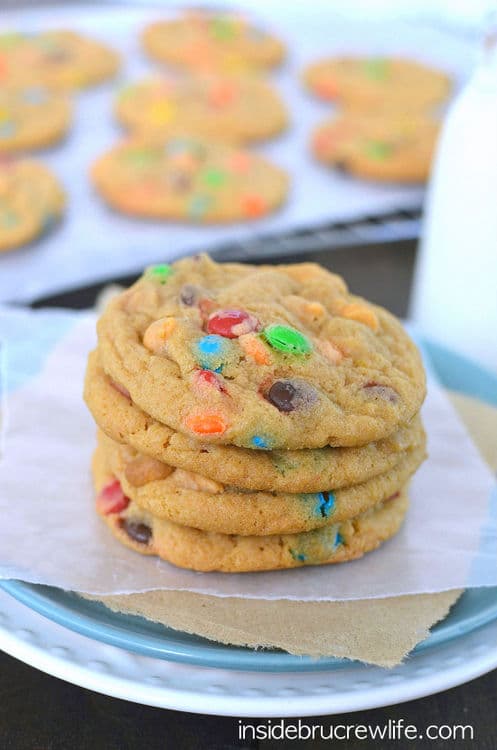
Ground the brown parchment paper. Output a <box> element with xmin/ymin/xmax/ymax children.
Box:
<box><xmin>86</xmin><ymin>392</ymin><xmax>497</xmax><ymax>667</ymax></box>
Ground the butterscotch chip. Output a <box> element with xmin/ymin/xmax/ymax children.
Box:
<box><xmin>124</xmin><ymin>456</ymin><xmax>174</xmax><ymax>487</ymax></box>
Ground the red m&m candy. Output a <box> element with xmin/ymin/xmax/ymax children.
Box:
<box><xmin>207</xmin><ymin>309</ymin><xmax>260</xmax><ymax>338</ymax></box>
<box><xmin>194</xmin><ymin>369</ymin><xmax>227</xmax><ymax>393</ymax></box>
<box><xmin>96</xmin><ymin>479</ymin><xmax>130</xmax><ymax>515</ymax></box>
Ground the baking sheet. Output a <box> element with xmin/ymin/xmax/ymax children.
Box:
<box><xmin>0</xmin><ymin>1</ymin><xmax>476</xmax><ymax>303</ymax></box>
<box><xmin>0</xmin><ymin>306</ymin><xmax>495</xmax><ymax>600</ymax></box>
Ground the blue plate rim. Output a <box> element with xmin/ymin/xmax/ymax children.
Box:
<box><xmin>1</xmin><ymin>579</ymin><xmax>497</xmax><ymax>672</ymax></box>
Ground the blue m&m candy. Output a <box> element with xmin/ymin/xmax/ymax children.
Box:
<box><xmin>195</xmin><ymin>334</ymin><xmax>231</xmax><ymax>372</ymax></box>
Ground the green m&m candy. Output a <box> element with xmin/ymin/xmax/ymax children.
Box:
<box><xmin>364</xmin><ymin>140</ymin><xmax>393</xmax><ymax>161</ymax></box>
<box><xmin>362</xmin><ymin>58</ymin><xmax>389</xmax><ymax>81</ymax></box>
<box><xmin>0</xmin><ymin>32</ymin><xmax>24</xmax><ymax>49</ymax></box>
<box><xmin>263</xmin><ymin>324</ymin><xmax>312</xmax><ymax>355</ymax></box>
<box><xmin>124</xmin><ymin>147</ymin><xmax>156</xmax><ymax>168</ymax></box>
<box><xmin>147</xmin><ymin>263</ymin><xmax>173</xmax><ymax>283</ymax></box>
<box><xmin>202</xmin><ymin>167</ymin><xmax>226</xmax><ymax>188</ymax></box>
<box><xmin>211</xmin><ymin>17</ymin><xmax>236</xmax><ymax>41</ymax></box>
<box><xmin>118</xmin><ymin>84</ymin><xmax>136</xmax><ymax>101</ymax></box>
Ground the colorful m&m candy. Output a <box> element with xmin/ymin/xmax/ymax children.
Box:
<box><xmin>207</xmin><ymin>308</ymin><xmax>259</xmax><ymax>338</ymax></box>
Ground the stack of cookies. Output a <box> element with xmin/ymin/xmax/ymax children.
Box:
<box><xmin>84</xmin><ymin>255</ymin><xmax>427</xmax><ymax>573</ymax></box>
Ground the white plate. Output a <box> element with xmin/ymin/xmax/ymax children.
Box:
<box><xmin>1</xmin><ymin>587</ymin><xmax>497</xmax><ymax>717</ymax></box>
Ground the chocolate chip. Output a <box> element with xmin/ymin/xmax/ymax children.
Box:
<box><xmin>267</xmin><ymin>380</ymin><xmax>298</xmax><ymax>412</ymax></box>
<box><xmin>168</xmin><ymin>172</ymin><xmax>192</xmax><ymax>192</ymax></box>
<box><xmin>45</xmin><ymin>50</ymin><xmax>70</xmax><ymax>63</ymax></box>
<box><xmin>192</xmin><ymin>143</ymin><xmax>207</xmax><ymax>161</ymax></box>
<box><xmin>266</xmin><ymin>379</ymin><xmax>319</xmax><ymax>413</ymax></box>
<box><xmin>180</xmin><ymin>284</ymin><xmax>200</xmax><ymax>306</ymax></box>
<box><xmin>121</xmin><ymin>519</ymin><xmax>152</xmax><ymax>545</ymax></box>
<box><xmin>334</xmin><ymin>160</ymin><xmax>349</xmax><ymax>175</ymax></box>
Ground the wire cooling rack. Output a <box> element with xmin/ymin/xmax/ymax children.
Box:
<box><xmin>209</xmin><ymin>208</ymin><xmax>422</xmax><ymax>262</ymax></box>
<box><xmin>30</xmin><ymin>208</ymin><xmax>420</xmax><ymax>314</ymax></box>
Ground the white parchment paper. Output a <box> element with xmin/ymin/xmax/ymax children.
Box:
<box><xmin>0</xmin><ymin>306</ymin><xmax>495</xmax><ymax>600</ymax></box>
<box><xmin>0</xmin><ymin>1</ymin><xmax>476</xmax><ymax>303</ymax></box>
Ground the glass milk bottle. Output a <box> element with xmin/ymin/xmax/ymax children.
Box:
<box><xmin>411</xmin><ymin>34</ymin><xmax>497</xmax><ymax>373</ymax></box>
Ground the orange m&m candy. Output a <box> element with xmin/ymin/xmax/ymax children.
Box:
<box><xmin>185</xmin><ymin>413</ymin><xmax>227</xmax><ymax>435</ymax></box>
<box><xmin>315</xmin><ymin>77</ymin><xmax>339</xmax><ymax>100</ymax></box>
<box><xmin>208</xmin><ymin>81</ymin><xmax>237</xmax><ymax>107</ymax></box>
<box><xmin>239</xmin><ymin>333</ymin><xmax>271</xmax><ymax>365</ymax></box>
<box><xmin>243</xmin><ymin>194</ymin><xmax>267</xmax><ymax>218</ymax></box>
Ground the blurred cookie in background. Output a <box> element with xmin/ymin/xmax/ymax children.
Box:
<box><xmin>0</xmin><ymin>157</ymin><xmax>65</xmax><ymax>251</ymax></box>
<box><xmin>0</xmin><ymin>85</ymin><xmax>72</xmax><ymax>153</ymax></box>
<box><xmin>0</xmin><ymin>30</ymin><xmax>120</xmax><ymax>89</ymax></box>
<box><xmin>115</xmin><ymin>74</ymin><xmax>288</xmax><ymax>144</ymax></box>
<box><xmin>304</xmin><ymin>56</ymin><xmax>450</xmax><ymax>111</ymax></box>
<box><xmin>142</xmin><ymin>10</ymin><xmax>285</xmax><ymax>73</ymax></box>
<box><xmin>91</xmin><ymin>136</ymin><xmax>288</xmax><ymax>222</ymax></box>
<box><xmin>311</xmin><ymin>113</ymin><xmax>439</xmax><ymax>183</ymax></box>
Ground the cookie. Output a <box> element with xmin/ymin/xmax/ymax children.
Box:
<box><xmin>93</xmin><ymin>446</ymin><xmax>409</xmax><ymax>573</ymax></box>
<box><xmin>0</xmin><ymin>85</ymin><xmax>71</xmax><ymax>153</ymax></box>
<box><xmin>0</xmin><ymin>30</ymin><xmax>119</xmax><ymax>89</ymax></box>
<box><xmin>91</xmin><ymin>138</ymin><xmax>288</xmax><ymax>222</ymax></box>
<box><xmin>312</xmin><ymin>113</ymin><xmax>439</xmax><ymax>183</ymax></box>
<box><xmin>85</xmin><ymin>349</ymin><xmax>426</xmax><ymax>493</ymax></box>
<box><xmin>115</xmin><ymin>74</ymin><xmax>288</xmax><ymax>144</ymax></box>
<box><xmin>142</xmin><ymin>11</ymin><xmax>285</xmax><ymax>73</ymax></box>
<box><xmin>303</xmin><ymin>56</ymin><xmax>450</xmax><ymax>110</ymax></box>
<box><xmin>0</xmin><ymin>157</ymin><xmax>65</xmax><ymax>251</ymax></box>
<box><xmin>96</xmin><ymin>254</ymin><xmax>426</xmax><ymax>449</ymax></box>
<box><xmin>96</xmin><ymin>428</ymin><xmax>425</xmax><ymax>535</ymax></box>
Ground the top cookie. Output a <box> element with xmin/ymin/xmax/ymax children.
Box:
<box><xmin>0</xmin><ymin>30</ymin><xmax>120</xmax><ymax>89</ymax></box>
<box><xmin>303</xmin><ymin>56</ymin><xmax>450</xmax><ymax>110</ymax></box>
<box><xmin>97</xmin><ymin>255</ymin><xmax>426</xmax><ymax>450</ymax></box>
<box><xmin>142</xmin><ymin>11</ymin><xmax>285</xmax><ymax>72</ymax></box>
<box><xmin>115</xmin><ymin>74</ymin><xmax>288</xmax><ymax>144</ymax></box>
